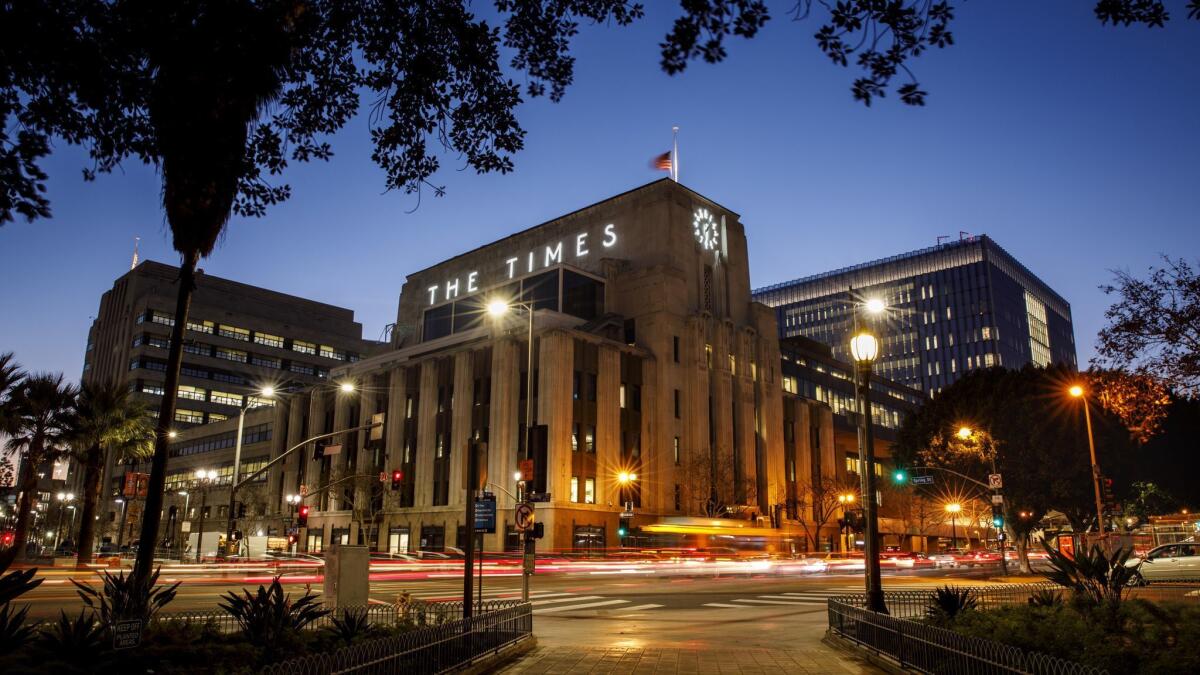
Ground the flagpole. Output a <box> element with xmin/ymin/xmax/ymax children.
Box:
<box><xmin>671</xmin><ymin>126</ymin><xmax>679</xmax><ymax>182</ymax></box>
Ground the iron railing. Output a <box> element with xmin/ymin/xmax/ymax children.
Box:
<box><xmin>261</xmin><ymin>600</ymin><xmax>533</xmax><ymax>674</ymax></box>
<box><xmin>153</xmin><ymin>598</ymin><xmax>523</xmax><ymax>635</ymax></box>
<box><xmin>828</xmin><ymin>600</ymin><xmax>1105</xmax><ymax>675</ymax></box>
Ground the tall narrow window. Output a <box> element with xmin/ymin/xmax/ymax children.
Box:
<box><xmin>673</xmin><ymin>389</ymin><xmax>681</xmax><ymax>418</ymax></box>
<box><xmin>673</xmin><ymin>436</ymin><xmax>680</xmax><ymax>465</ymax></box>
<box><xmin>672</xmin><ymin>336</ymin><xmax>680</xmax><ymax>363</ymax></box>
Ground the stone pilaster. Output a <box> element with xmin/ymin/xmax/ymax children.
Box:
<box><xmin>595</xmin><ymin>345</ymin><xmax>621</xmax><ymax>508</ymax></box>
<box><xmin>488</xmin><ymin>339</ymin><xmax>520</xmax><ymax>510</ymax></box>
<box><xmin>414</xmin><ymin>361</ymin><xmax>438</xmax><ymax>507</ymax></box>
<box><xmin>449</xmin><ymin>350</ymin><xmax>473</xmax><ymax>505</ymax></box>
<box><xmin>538</xmin><ymin>331</ymin><xmax>574</xmax><ymax>505</ymax></box>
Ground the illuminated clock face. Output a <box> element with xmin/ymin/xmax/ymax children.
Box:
<box><xmin>693</xmin><ymin>207</ymin><xmax>719</xmax><ymax>251</ymax></box>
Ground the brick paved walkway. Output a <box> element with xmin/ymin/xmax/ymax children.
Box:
<box><xmin>497</xmin><ymin>645</ymin><xmax>881</xmax><ymax>674</ymax></box>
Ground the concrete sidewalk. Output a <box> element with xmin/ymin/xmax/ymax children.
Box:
<box><xmin>497</xmin><ymin>645</ymin><xmax>882</xmax><ymax>674</ymax></box>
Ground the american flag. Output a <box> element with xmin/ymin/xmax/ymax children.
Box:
<box><xmin>651</xmin><ymin>151</ymin><xmax>672</xmax><ymax>172</ymax></box>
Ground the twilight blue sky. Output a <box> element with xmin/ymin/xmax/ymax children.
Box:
<box><xmin>2</xmin><ymin>1</ymin><xmax>1198</xmax><ymax>381</ymax></box>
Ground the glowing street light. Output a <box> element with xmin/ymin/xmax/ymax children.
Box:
<box><xmin>1067</xmin><ymin>384</ymin><xmax>1105</xmax><ymax>535</ymax></box>
<box><xmin>957</xmin><ymin>426</ymin><xmax>972</xmax><ymax>440</ymax></box>
<box><xmin>864</xmin><ymin>297</ymin><xmax>886</xmax><ymax>314</ymax></box>
<box><xmin>945</xmin><ymin>502</ymin><xmax>962</xmax><ymax>550</ymax></box>
<box><xmin>339</xmin><ymin>381</ymin><xmax>355</xmax><ymax>393</ymax></box>
<box><xmin>487</xmin><ymin>299</ymin><xmax>510</xmax><ymax>317</ymax></box>
<box><xmin>849</xmin><ymin>324</ymin><xmax>885</xmax><ymax>613</ymax></box>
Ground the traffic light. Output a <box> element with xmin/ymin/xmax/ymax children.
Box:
<box><xmin>532</xmin><ymin>522</ymin><xmax>545</xmax><ymax>539</ymax></box>
<box><xmin>391</xmin><ymin>469</ymin><xmax>403</xmax><ymax>491</ymax></box>
<box><xmin>1</xmin><ymin>531</ymin><xmax>12</xmax><ymax>546</ymax></box>
<box><xmin>297</xmin><ymin>504</ymin><xmax>310</xmax><ymax>527</ymax></box>
<box><xmin>991</xmin><ymin>504</ymin><xmax>1004</xmax><ymax>528</ymax></box>
<box><xmin>892</xmin><ymin>469</ymin><xmax>907</xmax><ymax>484</ymax></box>
<box><xmin>618</xmin><ymin>515</ymin><xmax>631</xmax><ymax>538</ymax></box>
<box><xmin>313</xmin><ymin>443</ymin><xmax>326</xmax><ymax>460</ymax></box>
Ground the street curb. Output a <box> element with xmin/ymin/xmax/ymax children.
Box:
<box><xmin>822</xmin><ymin>629</ymin><xmax>911</xmax><ymax>674</ymax></box>
<box><xmin>458</xmin><ymin>634</ymin><xmax>537</xmax><ymax>674</ymax></box>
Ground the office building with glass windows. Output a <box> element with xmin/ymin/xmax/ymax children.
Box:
<box><xmin>83</xmin><ymin>260</ymin><xmax>380</xmax><ymax>547</ymax></box>
<box><xmin>753</xmin><ymin>235</ymin><xmax>1076</xmax><ymax>395</ymax></box>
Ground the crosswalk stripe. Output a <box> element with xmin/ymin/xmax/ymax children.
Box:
<box><xmin>731</xmin><ymin>599</ymin><xmax>817</xmax><ymax>606</ymax></box>
<box><xmin>536</xmin><ymin>599</ymin><xmax>629</xmax><ymax>613</ymax></box>
<box><xmin>530</xmin><ymin>595</ymin><xmax>602</xmax><ymax>606</ymax></box>
<box><xmin>760</xmin><ymin>594</ymin><xmax>827</xmax><ymax>601</ymax></box>
<box><xmin>703</xmin><ymin>603</ymin><xmax>751</xmax><ymax>608</ymax></box>
<box><xmin>616</xmin><ymin>604</ymin><xmax>663</xmax><ymax>612</ymax></box>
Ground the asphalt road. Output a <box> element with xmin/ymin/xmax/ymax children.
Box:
<box><xmin>19</xmin><ymin>565</ymin><xmax>1006</xmax><ymax>624</ymax></box>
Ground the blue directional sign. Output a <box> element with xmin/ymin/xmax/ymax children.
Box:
<box><xmin>475</xmin><ymin>496</ymin><xmax>496</xmax><ymax>533</ymax></box>
<box><xmin>912</xmin><ymin>475</ymin><xmax>935</xmax><ymax>486</ymax></box>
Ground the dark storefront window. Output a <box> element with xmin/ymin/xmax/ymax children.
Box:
<box><xmin>420</xmin><ymin>525</ymin><xmax>445</xmax><ymax>552</ymax></box>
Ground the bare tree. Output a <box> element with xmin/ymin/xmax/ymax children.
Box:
<box><xmin>325</xmin><ymin>469</ymin><xmax>385</xmax><ymax>550</ymax></box>
<box><xmin>795</xmin><ymin>476</ymin><xmax>859</xmax><ymax>552</ymax></box>
<box><xmin>677</xmin><ymin>450</ymin><xmax>757</xmax><ymax>518</ymax></box>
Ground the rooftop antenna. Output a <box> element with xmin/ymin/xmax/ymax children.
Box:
<box><xmin>959</xmin><ymin>230</ymin><xmax>971</xmax><ymax>240</ymax></box>
<box><xmin>936</xmin><ymin>235</ymin><xmax>950</xmax><ymax>246</ymax></box>
<box><xmin>130</xmin><ymin>236</ymin><xmax>140</xmax><ymax>270</ymax></box>
<box><xmin>671</xmin><ymin>126</ymin><xmax>679</xmax><ymax>182</ymax></box>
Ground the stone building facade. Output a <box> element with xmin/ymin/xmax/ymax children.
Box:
<box><xmin>281</xmin><ymin>180</ymin><xmax>787</xmax><ymax>552</ymax></box>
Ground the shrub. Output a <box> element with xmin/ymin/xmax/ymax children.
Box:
<box><xmin>1041</xmin><ymin>541</ymin><xmax>1139</xmax><ymax>606</ymax></box>
<box><xmin>72</xmin><ymin>567</ymin><xmax>180</xmax><ymax>628</ymax></box>
<box><xmin>926</xmin><ymin>585</ymin><xmax>977</xmax><ymax>624</ymax></box>
<box><xmin>219</xmin><ymin>576</ymin><xmax>329</xmax><ymax>659</ymax></box>
<box><xmin>0</xmin><ymin>603</ymin><xmax>37</xmax><ymax>656</ymax></box>
<box><xmin>326</xmin><ymin>607</ymin><xmax>373</xmax><ymax>644</ymax></box>
<box><xmin>34</xmin><ymin>611</ymin><xmax>105</xmax><ymax>665</ymax></box>
<box><xmin>1027</xmin><ymin>588</ymin><xmax>1064</xmax><ymax>608</ymax></box>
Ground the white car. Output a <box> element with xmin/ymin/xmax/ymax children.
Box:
<box><xmin>1128</xmin><ymin>543</ymin><xmax>1200</xmax><ymax>581</ymax></box>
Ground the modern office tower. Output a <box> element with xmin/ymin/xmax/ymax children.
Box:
<box><xmin>753</xmin><ymin>235</ymin><xmax>1076</xmax><ymax>394</ymax></box>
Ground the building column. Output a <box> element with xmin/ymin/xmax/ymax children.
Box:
<box><xmin>328</xmin><ymin>390</ymin><xmax>352</xmax><ymax>511</ymax></box>
<box><xmin>282</xmin><ymin>393</ymin><xmax>307</xmax><ymax>508</ymax></box>
<box><xmin>538</xmin><ymin>331</ymin><xmax>574</xmax><ymax>508</ymax></box>
<box><xmin>267</xmin><ymin>400</ymin><xmax>290</xmax><ymax>515</ymax></box>
<box><xmin>449</xmin><ymin>351</ymin><xmax>473</xmax><ymax>505</ymax></box>
<box><xmin>488</xmin><ymin>339</ymin><xmax>520</xmax><ymax>512</ymax></box>
<box><xmin>305</xmin><ymin>389</ymin><xmax>327</xmax><ymax>507</ymax></box>
<box><xmin>595</xmin><ymin>345</ymin><xmax>621</xmax><ymax>509</ymax></box>
<box><xmin>414</xmin><ymin>361</ymin><xmax>438</xmax><ymax>507</ymax></box>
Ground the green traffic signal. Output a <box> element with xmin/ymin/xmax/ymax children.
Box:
<box><xmin>892</xmin><ymin>469</ymin><xmax>907</xmax><ymax>483</ymax></box>
<box><xmin>618</xmin><ymin>527</ymin><xmax>628</xmax><ymax>537</ymax></box>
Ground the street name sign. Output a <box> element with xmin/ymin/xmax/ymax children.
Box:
<box><xmin>991</xmin><ymin>494</ymin><xmax>1005</xmax><ymax>505</ymax></box>
<box><xmin>475</xmin><ymin>496</ymin><xmax>497</xmax><ymax>533</ymax></box>
<box><xmin>527</xmin><ymin>492</ymin><xmax>550</xmax><ymax>503</ymax></box>
<box><xmin>912</xmin><ymin>475</ymin><xmax>935</xmax><ymax>485</ymax></box>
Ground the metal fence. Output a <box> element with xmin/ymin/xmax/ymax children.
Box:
<box><xmin>827</xmin><ymin>600</ymin><xmax>1106</xmax><ymax>675</ymax></box>
<box><xmin>153</xmin><ymin>598</ymin><xmax>521</xmax><ymax>635</ymax></box>
<box><xmin>261</xmin><ymin>601</ymin><xmax>533</xmax><ymax>674</ymax></box>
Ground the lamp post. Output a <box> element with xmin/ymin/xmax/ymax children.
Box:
<box><xmin>115</xmin><ymin>498</ymin><xmax>128</xmax><ymax>553</ymax></box>
<box><xmin>52</xmin><ymin>492</ymin><xmax>75</xmax><ymax>553</ymax></box>
<box><xmin>176</xmin><ymin>491</ymin><xmax>190</xmax><ymax>557</ymax></box>
<box><xmin>838</xmin><ymin>493</ymin><xmax>856</xmax><ymax>552</ymax></box>
<box><xmin>849</xmin><ymin>326</ymin><xmax>886</xmax><ymax>613</ymax></box>
<box><xmin>487</xmin><ymin>298</ymin><xmax>537</xmax><ymax>603</ymax></box>
<box><xmin>1069</xmin><ymin>385</ymin><xmax>1106</xmax><ymax>537</ymax></box>
<box><xmin>285</xmin><ymin>494</ymin><xmax>302</xmax><ymax>552</ymax></box>
<box><xmin>945</xmin><ymin>502</ymin><xmax>961</xmax><ymax>550</ymax></box>
<box><xmin>193</xmin><ymin>469</ymin><xmax>218</xmax><ymax>563</ymax></box>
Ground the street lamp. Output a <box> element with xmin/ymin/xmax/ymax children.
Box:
<box><xmin>1069</xmin><ymin>384</ymin><xmax>1106</xmax><ymax>536</ymax></box>
<box><xmin>52</xmin><ymin>492</ymin><xmax>75</xmax><ymax>553</ymax></box>
<box><xmin>945</xmin><ymin>502</ymin><xmax>962</xmax><ymax>550</ymax></box>
<box><xmin>849</xmin><ymin>328</ymin><xmax>885</xmax><ymax>613</ymax></box>
<box><xmin>193</xmin><ymin>468</ymin><xmax>218</xmax><ymax>563</ymax></box>
<box><xmin>838</xmin><ymin>493</ymin><xmax>857</xmax><ymax>552</ymax></box>
<box><xmin>957</xmin><ymin>426</ymin><xmax>972</xmax><ymax>440</ymax></box>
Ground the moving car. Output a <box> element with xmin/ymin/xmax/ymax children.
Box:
<box><xmin>1127</xmin><ymin>543</ymin><xmax>1200</xmax><ymax>581</ymax></box>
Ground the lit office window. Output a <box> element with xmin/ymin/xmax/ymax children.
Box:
<box><xmin>188</xmin><ymin>320</ymin><xmax>214</xmax><ymax>334</ymax></box>
<box><xmin>584</xmin><ymin>478</ymin><xmax>595</xmax><ymax>504</ymax></box>
<box><xmin>292</xmin><ymin>340</ymin><xmax>317</xmax><ymax>355</ymax></box>
<box><xmin>215</xmin><ymin>347</ymin><xmax>247</xmax><ymax>363</ymax></box>
<box><xmin>141</xmin><ymin>384</ymin><xmax>164</xmax><ymax>396</ymax></box>
<box><xmin>319</xmin><ymin>345</ymin><xmax>345</xmax><ymax>360</ymax></box>
<box><xmin>254</xmin><ymin>332</ymin><xmax>284</xmax><ymax>348</ymax></box>
<box><xmin>151</xmin><ymin>310</ymin><xmax>175</xmax><ymax>327</ymax></box>
<box><xmin>175</xmin><ymin>409</ymin><xmax>203</xmax><ymax>424</ymax></box>
<box><xmin>208</xmin><ymin>413</ymin><xmax>228</xmax><ymax>422</ymax></box>
<box><xmin>570</xmin><ymin>477</ymin><xmax>579</xmax><ymax>503</ymax></box>
<box><xmin>219</xmin><ymin>325</ymin><xmax>250</xmax><ymax>342</ymax></box>
<box><xmin>211</xmin><ymin>391</ymin><xmax>244</xmax><ymax>407</ymax></box>
<box><xmin>177</xmin><ymin>385</ymin><xmax>206</xmax><ymax>401</ymax></box>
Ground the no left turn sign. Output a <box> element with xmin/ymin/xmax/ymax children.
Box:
<box><xmin>515</xmin><ymin>503</ymin><xmax>534</xmax><ymax>531</ymax></box>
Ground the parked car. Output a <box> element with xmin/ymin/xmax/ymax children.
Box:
<box><xmin>1127</xmin><ymin>543</ymin><xmax>1200</xmax><ymax>581</ymax></box>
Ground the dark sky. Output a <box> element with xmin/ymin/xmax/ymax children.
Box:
<box><xmin>2</xmin><ymin>1</ymin><xmax>1197</xmax><ymax>381</ymax></box>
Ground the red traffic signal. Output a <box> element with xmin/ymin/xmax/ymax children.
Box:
<box><xmin>297</xmin><ymin>504</ymin><xmax>310</xmax><ymax>527</ymax></box>
<box><xmin>391</xmin><ymin>469</ymin><xmax>403</xmax><ymax>491</ymax></box>
<box><xmin>1</xmin><ymin>531</ymin><xmax>13</xmax><ymax>546</ymax></box>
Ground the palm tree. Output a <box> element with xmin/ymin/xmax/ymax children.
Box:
<box><xmin>131</xmin><ymin>3</ymin><xmax>299</xmax><ymax>582</ymax></box>
<box><xmin>0</xmin><ymin>353</ymin><xmax>25</xmax><ymax>493</ymax></box>
<box><xmin>4</xmin><ymin>374</ymin><xmax>76</xmax><ymax>559</ymax></box>
<box><xmin>71</xmin><ymin>381</ymin><xmax>153</xmax><ymax>565</ymax></box>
